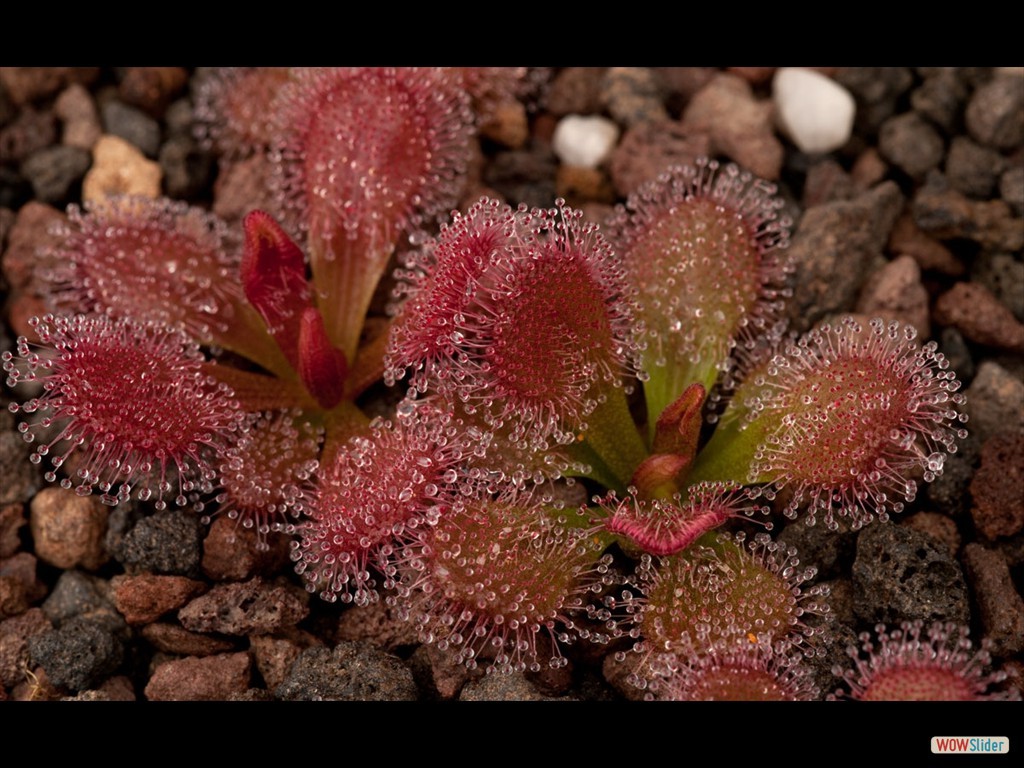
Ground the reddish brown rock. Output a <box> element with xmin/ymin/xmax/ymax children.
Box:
<box><xmin>0</xmin><ymin>504</ymin><xmax>25</xmax><ymax>559</ymax></box>
<box><xmin>10</xmin><ymin>666</ymin><xmax>62</xmax><ymax>701</ymax></box>
<box><xmin>479</xmin><ymin>100</ymin><xmax>529</xmax><ymax>149</ymax></box>
<box><xmin>54</xmin><ymin>83</ymin><xmax>102</xmax><ymax>151</ymax></box>
<box><xmin>140</xmin><ymin>622</ymin><xmax>237</xmax><ymax>657</ymax></box>
<box><xmin>29</xmin><ymin>487</ymin><xmax>109</xmax><ymax>571</ymax></box>
<box><xmin>964</xmin><ymin>362</ymin><xmax>1024</xmax><ymax>443</ymax></box>
<box><xmin>961</xmin><ymin>544</ymin><xmax>1024</xmax><ymax>656</ymax></box>
<box><xmin>248</xmin><ymin>634</ymin><xmax>326</xmax><ymax>692</ymax></box>
<box><xmin>0</xmin><ymin>67</ymin><xmax>99</xmax><ymax>105</ymax></box>
<box><xmin>545</xmin><ymin>67</ymin><xmax>606</xmax><ymax>116</ymax></box>
<box><xmin>0</xmin><ymin>576</ymin><xmax>29</xmax><ymax>619</ymax></box>
<box><xmin>726</xmin><ymin>67</ymin><xmax>776</xmax><ymax>85</ymax></box>
<box><xmin>212</xmin><ymin>154</ymin><xmax>277</xmax><ymax>224</ymax></box>
<box><xmin>902</xmin><ymin>512</ymin><xmax>961</xmax><ymax>556</ymax></box>
<box><xmin>850</xmin><ymin>147</ymin><xmax>889</xmax><ymax>191</ymax></box>
<box><xmin>335</xmin><ymin>599</ymin><xmax>420</xmax><ymax>651</ymax></box>
<box><xmin>913</xmin><ymin>177</ymin><xmax>1024</xmax><ymax>252</ymax></box>
<box><xmin>201</xmin><ymin>515</ymin><xmax>291</xmax><ymax>582</ymax></box>
<box><xmin>178</xmin><ymin>577</ymin><xmax>308</xmax><ymax>636</ymax></box>
<box><xmin>934</xmin><ymin>281</ymin><xmax>1024</xmax><ymax>351</ymax></box>
<box><xmin>609</xmin><ymin>119</ymin><xmax>711</xmax><ymax>197</ymax></box>
<box><xmin>409</xmin><ymin>643</ymin><xmax>475</xmax><ymax>700</ymax></box>
<box><xmin>556</xmin><ymin>165</ymin><xmax>616</xmax><ymax>205</ymax></box>
<box><xmin>0</xmin><ymin>106</ymin><xmax>57</xmax><ymax>164</ymax></box>
<box><xmin>682</xmin><ymin>73</ymin><xmax>783</xmax><ymax>181</ymax></box>
<box><xmin>970</xmin><ymin>433</ymin><xmax>1024</xmax><ymax>540</ymax></box>
<box><xmin>856</xmin><ymin>254</ymin><xmax>930</xmax><ymax>337</ymax></box>
<box><xmin>0</xmin><ymin>552</ymin><xmax>45</xmax><ymax>608</ymax></box>
<box><xmin>0</xmin><ymin>200</ymin><xmax>65</xmax><ymax>291</ymax></box>
<box><xmin>0</xmin><ymin>608</ymin><xmax>51</xmax><ymax>688</ymax></box>
<box><xmin>802</xmin><ymin>158</ymin><xmax>854</xmax><ymax>207</ymax></box>
<box><xmin>112</xmin><ymin>573</ymin><xmax>207</xmax><ymax>625</ymax></box>
<box><xmin>144</xmin><ymin>651</ymin><xmax>252</xmax><ymax>701</ymax></box>
<box><xmin>118</xmin><ymin>67</ymin><xmax>189</xmax><ymax>116</ymax></box>
<box><xmin>887</xmin><ymin>212</ymin><xmax>965</xmax><ymax>276</ymax></box>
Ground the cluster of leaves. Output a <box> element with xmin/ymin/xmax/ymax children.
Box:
<box><xmin>3</xmin><ymin>67</ymin><xmax>1011</xmax><ymax>698</ymax></box>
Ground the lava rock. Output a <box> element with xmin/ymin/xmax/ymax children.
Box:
<box><xmin>482</xmin><ymin>145</ymin><xmax>558</xmax><ymax>209</ymax></box>
<box><xmin>54</xmin><ymin>83</ymin><xmax>101</xmax><ymax>151</ymax></box>
<box><xmin>835</xmin><ymin>67</ymin><xmax>914</xmax><ymax>133</ymax></box>
<box><xmin>158</xmin><ymin>134</ymin><xmax>212</xmax><ymax>200</ymax></box>
<box><xmin>100</xmin><ymin>100</ymin><xmax>161</xmax><ymax>158</ymax></box>
<box><xmin>878</xmin><ymin>112</ymin><xmax>945</xmax><ymax>180</ymax></box>
<box><xmin>946</xmin><ymin>136</ymin><xmax>1007</xmax><ymax>198</ymax></box>
<box><xmin>1000</xmin><ymin>165</ymin><xmax>1024</xmax><ymax>215</ymax></box>
<box><xmin>961</xmin><ymin>544</ymin><xmax>1024</xmax><ymax>656</ymax></box>
<box><xmin>111</xmin><ymin>573</ymin><xmax>207</xmax><ymax>625</ymax></box>
<box><xmin>178</xmin><ymin>576</ymin><xmax>308</xmax><ymax>635</ymax></box>
<box><xmin>965</xmin><ymin>73</ymin><xmax>1024</xmax><ymax>150</ymax></box>
<box><xmin>855</xmin><ymin>254</ymin><xmax>930</xmax><ymax>338</ymax></box>
<box><xmin>545</xmin><ymin>67</ymin><xmax>606</xmax><ymax>116</ymax></box>
<box><xmin>0</xmin><ymin>106</ymin><xmax>58</xmax><ymax>164</ymax></box>
<box><xmin>0</xmin><ymin>67</ymin><xmax>100</xmax><ymax>106</ymax></box>
<box><xmin>911</xmin><ymin>68</ymin><xmax>968</xmax><ymax>133</ymax></box>
<box><xmin>275</xmin><ymin>641</ymin><xmax>418</xmax><ymax>701</ymax></box>
<box><xmin>145</xmin><ymin>651</ymin><xmax>252</xmax><ymax>701</ymax></box>
<box><xmin>19</xmin><ymin>145</ymin><xmax>91</xmax><ymax>205</ymax></box>
<box><xmin>0</xmin><ymin>607</ymin><xmax>50</xmax><ymax>688</ymax></box>
<box><xmin>913</xmin><ymin>172</ymin><xmax>1024</xmax><ymax>252</ymax></box>
<box><xmin>934</xmin><ymin>281</ymin><xmax>1024</xmax><ymax>352</ymax></box>
<box><xmin>972</xmin><ymin>252</ymin><xmax>1024</xmax><ymax>322</ymax></box>
<box><xmin>608</xmin><ymin>119</ymin><xmax>711</xmax><ymax>197</ymax></box>
<box><xmin>963</xmin><ymin>361</ymin><xmax>1024</xmax><ymax>442</ymax></box>
<box><xmin>139</xmin><ymin>622</ymin><xmax>237</xmax><ymax>657</ymax></box>
<box><xmin>852</xmin><ymin>522</ymin><xmax>970</xmax><ymax>624</ymax></box>
<box><xmin>29</xmin><ymin>487</ymin><xmax>109</xmax><ymax>571</ymax></box>
<box><xmin>117</xmin><ymin>67</ymin><xmax>188</xmax><ymax>117</ymax></box>
<box><xmin>601</xmin><ymin>67</ymin><xmax>668</xmax><ymax>126</ymax></box>
<box><xmin>27</xmin><ymin>615</ymin><xmax>124</xmax><ymax>692</ymax></box>
<box><xmin>113</xmin><ymin>509</ymin><xmax>203</xmax><ymax>577</ymax></box>
<box><xmin>460</xmin><ymin>671</ymin><xmax>571</xmax><ymax>701</ymax></box>
<box><xmin>969</xmin><ymin>432</ymin><xmax>1024</xmax><ymax>540</ymax></box>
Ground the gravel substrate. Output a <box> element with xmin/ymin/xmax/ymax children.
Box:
<box><xmin>0</xmin><ymin>66</ymin><xmax>1022</xmax><ymax>704</ymax></box>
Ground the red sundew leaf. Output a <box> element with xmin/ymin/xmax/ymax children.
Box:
<box><xmin>241</xmin><ymin>210</ymin><xmax>312</xmax><ymax>371</ymax></box>
<box><xmin>652</xmin><ymin>382</ymin><xmax>706</xmax><ymax>456</ymax></box>
<box><xmin>297</xmin><ymin>306</ymin><xmax>348</xmax><ymax>410</ymax></box>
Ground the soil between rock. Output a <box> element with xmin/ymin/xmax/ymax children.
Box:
<box><xmin>0</xmin><ymin>67</ymin><xmax>1021</xmax><ymax>703</ymax></box>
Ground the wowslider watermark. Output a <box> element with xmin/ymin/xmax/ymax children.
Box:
<box><xmin>931</xmin><ymin>737</ymin><xmax>1010</xmax><ymax>755</ymax></box>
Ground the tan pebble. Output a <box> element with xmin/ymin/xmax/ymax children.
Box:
<box><xmin>82</xmin><ymin>135</ymin><xmax>162</xmax><ymax>201</ymax></box>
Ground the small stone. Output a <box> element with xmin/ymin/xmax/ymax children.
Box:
<box><xmin>0</xmin><ymin>608</ymin><xmax>50</xmax><ymax>688</ymax></box>
<box><xmin>965</xmin><ymin>74</ymin><xmax>1024</xmax><ymax>150</ymax></box>
<box><xmin>785</xmin><ymin>181</ymin><xmax>903</xmax><ymax>332</ymax></box>
<box><xmin>552</xmin><ymin>114</ymin><xmax>619</xmax><ymax>169</ymax></box>
<box><xmin>777</xmin><ymin>516</ymin><xmax>857</xmax><ymax>581</ymax></box>
<box><xmin>973</xmin><ymin>253</ymin><xmax>1024</xmax><ymax>321</ymax></box>
<box><xmin>852</xmin><ymin>522</ymin><xmax>969</xmax><ymax>625</ymax></box>
<box><xmin>910</xmin><ymin>69</ymin><xmax>968</xmax><ymax>132</ymax></box>
<box><xmin>111</xmin><ymin>573</ymin><xmax>207</xmax><ymax>625</ymax></box>
<box><xmin>0</xmin><ymin>575</ymin><xmax>29</xmax><ymax>619</ymax></box>
<box><xmin>608</xmin><ymin>119</ymin><xmax>711</xmax><ymax>197</ymax></box>
<box><xmin>482</xmin><ymin>147</ymin><xmax>558</xmax><ymax>210</ymax></box>
<box><xmin>1000</xmin><ymin>165</ymin><xmax>1024</xmax><ymax>215</ymax></box>
<box><xmin>0</xmin><ymin>199</ymin><xmax>65</xmax><ymax>291</ymax></box>
<box><xmin>100</xmin><ymin>100</ymin><xmax>161</xmax><ymax>158</ymax></box>
<box><xmin>555</xmin><ymin>165</ymin><xmax>616</xmax><ymax>205</ymax></box>
<box><xmin>926</xmin><ymin>429</ymin><xmax>980</xmax><ymax>517</ymax></box>
<box><xmin>28</xmin><ymin>616</ymin><xmax>124</xmax><ymax>693</ymax></box>
<box><xmin>145</xmin><ymin>651</ymin><xmax>252</xmax><ymax>701</ymax></box>
<box><xmin>460</xmin><ymin>671</ymin><xmax>569</xmax><ymax>701</ymax></box>
<box><xmin>0</xmin><ymin>504</ymin><xmax>24</xmax><ymax>559</ymax></box>
<box><xmin>969</xmin><ymin>432</ymin><xmax>1024</xmax><ymax>540</ymax></box>
<box><xmin>201</xmin><ymin>515</ymin><xmax>290</xmax><ymax>582</ymax></box>
<box><xmin>545</xmin><ymin>67</ymin><xmax>606</xmax><ymax>116</ymax></box>
<box><xmin>407</xmin><ymin>643</ymin><xmax>474</xmax><ymax>700</ymax></box>
<box><xmin>855</xmin><ymin>254</ymin><xmax>930</xmax><ymax>338</ymax></box>
<box><xmin>901</xmin><ymin>513</ymin><xmax>961</xmax><ymax>556</ymax></box>
<box><xmin>335</xmin><ymin>598</ymin><xmax>420</xmax><ymax>651</ymax></box>
<box><xmin>19</xmin><ymin>145</ymin><xmax>91</xmax><ymax>205</ymax></box>
<box><xmin>158</xmin><ymin>134</ymin><xmax>213</xmax><ymax>200</ymax></box>
<box><xmin>0</xmin><ymin>67</ymin><xmax>100</xmax><ymax>105</ymax></box>
<box><xmin>113</xmin><ymin>508</ymin><xmax>203</xmax><ymax>577</ymax></box>
<box><xmin>886</xmin><ymin>211</ymin><xmax>965</xmax><ymax>276</ymax></box>
<box><xmin>964</xmin><ymin>361</ymin><xmax>1024</xmax><ymax>444</ymax></box>
<box><xmin>82</xmin><ymin>134</ymin><xmax>162</xmax><ymax>201</ymax></box>
<box><xmin>727</xmin><ymin>67</ymin><xmax>777</xmax><ymax>85</ymax></box>
<box><xmin>178</xmin><ymin>577</ymin><xmax>308</xmax><ymax>636</ymax></box>
<box><xmin>211</xmin><ymin>154</ymin><xmax>276</xmax><ymax>223</ymax></box>
<box><xmin>275</xmin><ymin>641</ymin><xmax>418</xmax><ymax>701</ymax></box>
<box><xmin>835</xmin><ymin>67</ymin><xmax>914</xmax><ymax>133</ymax></box>
<box><xmin>0</xmin><ymin>106</ymin><xmax>58</xmax><ymax>164</ymax></box>
<box><xmin>683</xmin><ymin>73</ymin><xmax>783</xmax><ymax>180</ymax></box>
<box><xmin>40</xmin><ymin>570</ymin><xmax>117</xmax><ymax>627</ymax></box>
<box><xmin>117</xmin><ymin>67</ymin><xmax>188</xmax><ymax>116</ymax></box>
<box><xmin>939</xmin><ymin>326</ymin><xmax>975</xmax><ymax>383</ymax></box>
<box><xmin>0</xmin><ymin>428</ymin><xmax>39</xmax><ymax>507</ymax></box>
<box><xmin>913</xmin><ymin>173</ymin><xmax>1024</xmax><ymax>252</ymax></box>
<box><xmin>945</xmin><ymin>136</ymin><xmax>1007</xmax><ymax>198</ymax></box>
<box><xmin>478</xmin><ymin>100</ymin><xmax>529</xmax><ymax>149</ymax></box>
<box><xmin>850</xmin><ymin>147</ymin><xmax>889</xmax><ymax>191</ymax></box>
<box><xmin>961</xmin><ymin>544</ymin><xmax>1024</xmax><ymax>656</ymax></box>
<box><xmin>250</xmin><ymin>633</ymin><xmax>324</xmax><ymax>692</ymax></box>
<box><xmin>29</xmin><ymin>487</ymin><xmax>109</xmax><ymax>571</ymax></box>
<box><xmin>139</xmin><ymin>622</ymin><xmax>237</xmax><ymax>657</ymax></box>
<box><xmin>54</xmin><ymin>83</ymin><xmax>102</xmax><ymax>151</ymax></box>
<box><xmin>878</xmin><ymin>112</ymin><xmax>945</xmax><ymax>180</ymax></box>
<box><xmin>802</xmin><ymin>158</ymin><xmax>854</xmax><ymax>207</ymax></box>
<box><xmin>933</xmin><ymin>281</ymin><xmax>1024</xmax><ymax>352</ymax></box>
<box><xmin>601</xmin><ymin>67</ymin><xmax>668</xmax><ymax>126</ymax></box>
<box><xmin>601</xmin><ymin>650</ymin><xmax>646</xmax><ymax>701</ymax></box>
<box><xmin>773</xmin><ymin>67</ymin><xmax>856</xmax><ymax>154</ymax></box>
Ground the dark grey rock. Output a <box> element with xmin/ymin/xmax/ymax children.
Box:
<box><xmin>101</xmin><ymin>100</ymin><xmax>161</xmax><ymax>158</ymax></box>
<box><xmin>938</xmin><ymin>326</ymin><xmax>975</xmax><ymax>385</ymax></box>
<box><xmin>973</xmin><ymin>252</ymin><xmax>1024</xmax><ymax>321</ymax></box>
<box><xmin>878</xmin><ymin>112</ymin><xmax>945</xmax><ymax>180</ymax></box>
<box><xmin>483</xmin><ymin>145</ymin><xmax>558</xmax><ymax>210</ymax></box>
<box><xmin>964</xmin><ymin>361</ymin><xmax>1024</xmax><ymax>443</ymax></box>
<box><xmin>113</xmin><ymin>509</ymin><xmax>202</xmax><ymax>577</ymax></box>
<box><xmin>27</xmin><ymin>615</ymin><xmax>124</xmax><ymax>692</ymax></box>
<box><xmin>159</xmin><ymin>134</ymin><xmax>213</xmax><ymax>200</ymax></box>
<box><xmin>852</xmin><ymin>522</ymin><xmax>970</xmax><ymax>625</ymax></box>
<box><xmin>911</xmin><ymin>69</ymin><xmax>968</xmax><ymax>133</ymax></box>
<box><xmin>275</xmin><ymin>641</ymin><xmax>419</xmax><ymax>701</ymax></box>
<box><xmin>19</xmin><ymin>145</ymin><xmax>91</xmax><ymax>204</ymax></box>
<box><xmin>460</xmin><ymin>670</ymin><xmax>574</xmax><ymax>701</ymax></box>
<box><xmin>0</xmin><ymin>106</ymin><xmax>57</xmax><ymax>164</ymax></box>
<box><xmin>966</xmin><ymin>74</ymin><xmax>1024</xmax><ymax>150</ymax></box>
<box><xmin>946</xmin><ymin>136</ymin><xmax>1008</xmax><ymax>198</ymax></box>
<box><xmin>0</xmin><ymin>165</ymin><xmax>31</xmax><ymax>209</ymax></box>
<box><xmin>785</xmin><ymin>181</ymin><xmax>903</xmax><ymax>332</ymax></box>
<box><xmin>835</xmin><ymin>67</ymin><xmax>914</xmax><ymax>133</ymax></box>
<box><xmin>600</xmin><ymin>67</ymin><xmax>668</xmax><ymax>126</ymax></box>
<box><xmin>41</xmin><ymin>570</ymin><xmax>119</xmax><ymax>629</ymax></box>
<box><xmin>178</xmin><ymin>577</ymin><xmax>308</xmax><ymax>636</ymax></box>
<box><xmin>1000</xmin><ymin>165</ymin><xmax>1024</xmax><ymax>215</ymax></box>
<box><xmin>0</xmin><ymin>418</ymin><xmax>40</xmax><ymax>505</ymax></box>
<box><xmin>925</xmin><ymin>430</ymin><xmax>980</xmax><ymax>517</ymax></box>
<box><xmin>777</xmin><ymin>517</ymin><xmax>857</xmax><ymax>581</ymax></box>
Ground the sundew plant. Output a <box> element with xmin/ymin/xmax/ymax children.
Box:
<box><xmin>3</xmin><ymin>67</ymin><xmax>1008</xmax><ymax>698</ymax></box>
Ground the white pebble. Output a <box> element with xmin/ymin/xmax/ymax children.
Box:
<box><xmin>552</xmin><ymin>114</ymin><xmax>620</xmax><ymax>169</ymax></box>
<box><xmin>772</xmin><ymin>67</ymin><xmax>856</xmax><ymax>154</ymax></box>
